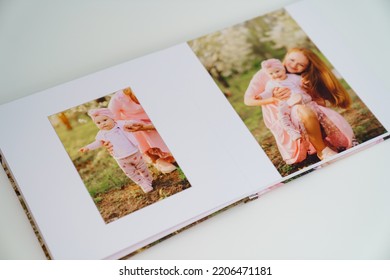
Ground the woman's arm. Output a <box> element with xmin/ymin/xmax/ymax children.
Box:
<box><xmin>244</xmin><ymin>70</ymin><xmax>269</xmax><ymax>106</ymax></box>
<box><xmin>108</xmin><ymin>94</ymin><xmax>123</xmax><ymax>120</ymax></box>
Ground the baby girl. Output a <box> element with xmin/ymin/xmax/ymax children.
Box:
<box><xmin>258</xmin><ymin>58</ymin><xmax>313</xmax><ymax>141</ymax></box>
<box><xmin>80</xmin><ymin>108</ymin><xmax>153</xmax><ymax>193</ymax></box>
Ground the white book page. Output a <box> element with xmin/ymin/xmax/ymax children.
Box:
<box><xmin>132</xmin><ymin>0</ymin><xmax>390</xmax><ymax>259</ymax></box>
<box><xmin>0</xmin><ymin>43</ymin><xmax>281</xmax><ymax>259</ymax></box>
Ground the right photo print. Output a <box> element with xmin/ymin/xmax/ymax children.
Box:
<box><xmin>188</xmin><ymin>9</ymin><xmax>387</xmax><ymax>177</ymax></box>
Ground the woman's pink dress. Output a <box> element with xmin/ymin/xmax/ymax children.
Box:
<box><xmin>245</xmin><ymin>70</ymin><xmax>355</xmax><ymax>164</ymax></box>
<box><xmin>108</xmin><ymin>90</ymin><xmax>174</xmax><ymax>163</ymax></box>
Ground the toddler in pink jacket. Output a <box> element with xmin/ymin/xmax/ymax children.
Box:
<box><xmin>80</xmin><ymin>108</ymin><xmax>153</xmax><ymax>193</ymax></box>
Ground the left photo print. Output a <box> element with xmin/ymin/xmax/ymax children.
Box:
<box><xmin>48</xmin><ymin>87</ymin><xmax>191</xmax><ymax>223</ymax></box>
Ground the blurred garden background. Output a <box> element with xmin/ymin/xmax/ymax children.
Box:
<box><xmin>188</xmin><ymin>9</ymin><xmax>387</xmax><ymax>176</ymax></box>
<box><xmin>49</xmin><ymin>93</ymin><xmax>190</xmax><ymax>224</ymax></box>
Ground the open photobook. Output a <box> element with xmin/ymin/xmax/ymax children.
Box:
<box><xmin>0</xmin><ymin>1</ymin><xmax>389</xmax><ymax>259</ymax></box>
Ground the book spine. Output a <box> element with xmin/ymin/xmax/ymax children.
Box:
<box><xmin>0</xmin><ymin>151</ymin><xmax>52</xmax><ymax>260</ymax></box>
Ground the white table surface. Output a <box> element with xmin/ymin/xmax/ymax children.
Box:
<box><xmin>1</xmin><ymin>0</ymin><xmax>389</xmax><ymax>259</ymax></box>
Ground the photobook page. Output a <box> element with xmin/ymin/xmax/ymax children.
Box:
<box><xmin>286</xmin><ymin>2</ymin><xmax>390</xmax><ymax>129</ymax></box>
<box><xmin>0</xmin><ymin>42</ymin><xmax>282</xmax><ymax>259</ymax></box>
<box><xmin>186</xmin><ymin>4</ymin><xmax>388</xmax><ymax>182</ymax></box>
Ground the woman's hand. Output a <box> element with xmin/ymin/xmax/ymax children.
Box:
<box><xmin>124</xmin><ymin>123</ymin><xmax>144</xmax><ymax>132</ymax></box>
<box><xmin>124</xmin><ymin>121</ymin><xmax>155</xmax><ymax>132</ymax></box>
<box><xmin>102</xmin><ymin>140</ymin><xmax>114</xmax><ymax>155</ymax></box>
<box><xmin>273</xmin><ymin>87</ymin><xmax>291</xmax><ymax>100</ymax></box>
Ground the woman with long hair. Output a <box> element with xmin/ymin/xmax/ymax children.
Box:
<box><xmin>244</xmin><ymin>48</ymin><xmax>354</xmax><ymax>163</ymax></box>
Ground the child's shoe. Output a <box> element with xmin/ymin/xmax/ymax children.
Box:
<box><xmin>318</xmin><ymin>147</ymin><xmax>337</xmax><ymax>160</ymax></box>
<box><xmin>155</xmin><ymin>158</ymin><xmax>176</xmax><ymax>174</ymax></box>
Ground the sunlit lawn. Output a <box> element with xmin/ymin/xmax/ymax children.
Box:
<box><xmin>52</xmin><ymin>115</ymin><xmax>130</xmax><ymax>197</ymax></box>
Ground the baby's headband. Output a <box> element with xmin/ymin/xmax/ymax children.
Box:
<box><xmin>261</xmin><ymin>58</ymin><xmax>284</xmax><ymax>70</ymax></box>
<box><xmin>88</xmin><ymin>108</ymin><xmax>115</xmax><ymax>120</ymax></box>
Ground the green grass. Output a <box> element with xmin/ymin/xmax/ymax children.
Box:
<box><xmin>51</xmin><ymin>115</ymin><xmax>131</xmax><ymax>197</ymax></box>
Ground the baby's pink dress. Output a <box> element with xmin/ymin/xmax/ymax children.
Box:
<box><xmin>108</xmin><ymin>90</ymin><xmax>174</xmax><ymax>163</ymax></box>
<box><xmin>245</xmin><ymin>70</ymin><xmax>355</xmax><ymax>164</ymax></box>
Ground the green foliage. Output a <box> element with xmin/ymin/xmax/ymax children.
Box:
<box><xmin>279</xmin><ymin>164</ymin><xmax>295</xmax><ymax>175</ymax></box>
<box><xmin>188</xmin><ymin>9</ymin><xmax>312</xmax><ymax>83</ymax></box>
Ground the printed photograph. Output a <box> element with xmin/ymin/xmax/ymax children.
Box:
<box><xmin>188</xmin><ymin>9</ymin><xmax>387</xmax><ymax>177</ymax></box>
<box><xmin>49</xmin><ymin>87</ymin><xmax>191</xmax><ymax>223</ymax></box>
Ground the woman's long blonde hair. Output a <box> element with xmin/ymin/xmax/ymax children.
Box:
<box><xmin>284</xmin><ymin>48</ymin><xmax>351</xmax><ymax>108</ymax></box>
